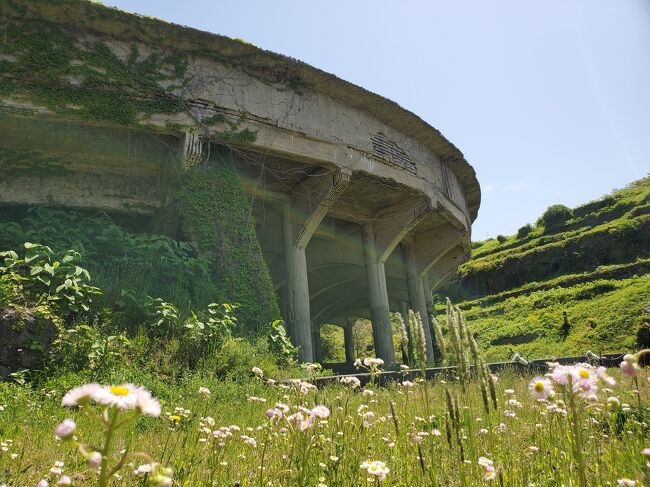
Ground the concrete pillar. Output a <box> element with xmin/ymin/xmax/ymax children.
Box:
<box><xmin>312</xmin><ymin>321</ymin><xmax>322</xmax><ymax>363</ymax></box>
<box><xmin>283</xmin><ymin>203</ymin><xmax>314</xmax><ymax>362</ymax></box>
<box><xmin>403</xmin><ymin>241</ymin><xmax>435</xmax><ymax>361</ymax></box>
<box><xmin>344</xmin><ymin>317</ymin><xmax>355</xmax><ymax>364</ymax></box>
<box><xmin>399</xmin><ymin>299</ymin><xmax>415</xmax><ymax>364</ymax></box>
<box><xmin>422</xmin><ymin>273</ymin><xmax>434</xmax><ymax>319</ymax></box>
<box><xmin>362</xmin><ymin>223</ymin><xmax>396</xmax><ymax>364</ymax></box>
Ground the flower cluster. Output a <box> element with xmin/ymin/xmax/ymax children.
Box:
<box><xmin>545</xmin><ymin>362</ymin><xmax>615</xmax><ymax>399</ymax></box>
<box><xmin>288</xmin><ymin>379</ymin><xmax>317</xmax><ymax>395</ymax></box>
<box><xmin>360</xmin><ymin>460</ymin><xmax>389</xmax><ymax>481</ymax></box>
<box><xmin>478</xmin><ymin>457</ymin><xmax>496</xmax><ymax>480</ymax></box>
<box><xmin>339</xmin><ymin>376</ymin><xmax>361</xmax><ymax>389</ymax></box>
<box><xmin>286</xmin><ymin>405</ymin><xmax>330</xmax><ymax>431</ymax></box>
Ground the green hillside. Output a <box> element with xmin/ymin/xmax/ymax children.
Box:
<box><xmin>436</xmin><ymin>176</ymin><xmax>650</xmax><ymax>361</ymax></box>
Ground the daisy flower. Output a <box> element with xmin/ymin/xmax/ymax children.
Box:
<box><xmin>528</xmin><ymin>377</ymin><xmax>553</xmax><ymax>401</ymax></box>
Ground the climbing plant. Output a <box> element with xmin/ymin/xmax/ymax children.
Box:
<box><xmin>175</xmin><ymin>151</ymin><xmax>280</xmax><ymax>335</ymax></box>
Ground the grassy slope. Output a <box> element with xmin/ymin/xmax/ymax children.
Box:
<box><xmin>437</xmin><ymin>176</ymin><xmax>650</xmax><ymax>361</ymax></box>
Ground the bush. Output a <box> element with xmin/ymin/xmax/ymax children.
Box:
<box><xmin>537</xmin><ymin>204</ymin><xmax>573</xmax><ymax>230</ymax></box>
<box><xmin>516</xmin><ymin>224</ymin><xmax>533</xmax><ymax>239</ymax></box>
<box><xmin>496</xmin><ymin>235</ymin><xmax>507</xmax><ymax>244</ymax></box>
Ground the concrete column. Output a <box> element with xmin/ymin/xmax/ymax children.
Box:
<box><xmin>344</xmin><ymin>317</ymin><xmax>355</xmax><ymax>364</ymax></box>
<box><xmin>283</xmin><ymin>203</ymin><xmax>314</xmax><ymax>362</ymax></box>
<box><xmin>399</xmin><ymin>299</ymin><xmax>415</xmax><ymax>364</ymax></box>
<box><xmin>422</xmin><ymin>273</ymin><xmax>434</xmax><ymax>319</ymax></box>
<box><xmin>362</xmin><ymin>223</ymin><xmax>396</xmax><ymax>364</ymax></box>
<box><xmin>312</xmin><ymin>321</ymin><xmax>322</xmax><ymax>363</ymax></box>
<box><xmin>403</xmin><ymin>241</ymin><xmax>435</xmax><ymax>361</ymax></box>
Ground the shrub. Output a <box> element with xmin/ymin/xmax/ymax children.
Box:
<box><xmin>496</xmin><ymin>235</ymin><xmax>507</xmax><ymax>244</ymax></box>
<box><xmin>537</xmin><ymin>204</ymin><xmax>573</xmax><ymax>230</ymax></box>
<box><xmin>516</xmin><ymin>224</ymin><xmax>533</xmax><ymax>239</ymax></box>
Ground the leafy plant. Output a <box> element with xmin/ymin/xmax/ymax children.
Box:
<box><xmin>268</xmin><ymin>319</ymin><xmax>299</xmax><ymax>366</ymax></box>
<box><xmin>0</xmin><ymin>243</ymin><xmax>101</xmax><ymax>319</ymax></box>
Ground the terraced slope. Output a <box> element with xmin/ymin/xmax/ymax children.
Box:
<box><xmin>436</xmin><ymin>176</ymin><xmax>650</xmax><ymax>361</ymax></box>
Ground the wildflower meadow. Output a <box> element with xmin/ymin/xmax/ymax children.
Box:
<box><xmin>1</xmin><ymin>348</ymin><xmax>649</xmax><ymax>485</ymax></box>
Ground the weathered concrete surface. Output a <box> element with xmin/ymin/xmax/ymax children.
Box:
<box><xmin>0</xmin><ymin>0</ymin><xmax>481</xmax><ymax>363</ymax></box>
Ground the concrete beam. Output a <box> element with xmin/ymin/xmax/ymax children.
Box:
<box><xmin>362</xmin><ymin>223</ymin><xmax>396</xmax><ymax>364</ymax></box>
<box><xmin>373</xmin><ymin>200</ymin><xmax>432</xmax><ymax>263</ymax></box>
<box><xmin>408</xmin><ymin>228</ymin><xmax>467</xmax><ymax>276</ymax></box>
<box><xmin>293</xmin><ymin>169</ymin><xmax>351</xmax><ymax>249</ymax></box>
<box><xmin>428</xmin><ymin>245</ymin><xmax>468</xmax><ymax>292</ymax></box>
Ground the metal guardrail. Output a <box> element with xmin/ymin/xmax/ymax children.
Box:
<box><xmin>306</xmin><ymin>354</ymin><xmax>626</xmax><ymax>388</ymax></box>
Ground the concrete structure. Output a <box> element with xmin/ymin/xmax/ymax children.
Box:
<box><xmin>0</xmin><ymin>1</ymin><xmax>480</xmax><ymax>363</ymax></box>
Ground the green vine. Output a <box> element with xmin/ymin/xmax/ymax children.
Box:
<box><xmin>175</xmin><ymin>152</ymin><xmax>280</xmax><ymax>335</ymax></box>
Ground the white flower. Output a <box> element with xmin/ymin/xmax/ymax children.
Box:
<box><xmin>528</xmin><ymin>377</ymin><xmax>553</xmax><ymax>401</ymax></box>
<box><xmin>56</xmin><ymin>476</ymin><xmax>72</xmax><ymax>486</ymax></box>
<box><xmin>198</xmin><ymin>387</ymin><xmax>211</xmax><ymax>397</ymax></box>
<box><xmin>251</xmin><ymin>367</ymin><xmax>264</xmax><ymax>377</ymax></box>
<box><xmin>617</xmin><ymin>479</ymin><xmax>637</xmax><ymax>486</ymax></box>
<box><xmin>361</xmin><ymin>460</ymin><xmax>389</xmax><ymax>481</ymax></box>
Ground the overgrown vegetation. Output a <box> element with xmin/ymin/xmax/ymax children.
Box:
<box><xmin>1</xmin><ymin>302</ymin><xmax>649</xmax><ymax>486</ymax></box>
<box><xmin>437</xmin><ymin>176</ymin><xmax>650</xmax><ymax>360</ymax></box>
<box><xmin>174</xmin><ymin>151</ymin><xmax>280</xmax><ymax>335</ymax></box>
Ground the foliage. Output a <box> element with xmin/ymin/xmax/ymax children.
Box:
<box><xmin>268</xmin><ymin>319</ymin><xmax>299</xmax><ymax>366</ymax></box>
<box><xmin>436</xmin><ymin>274</ymin><xmax>650</xmax><ymax>361</ymax></box>
<box><xmin>516</xmin><ymin>223</ymin><xmax>533</xmax><ymax>239</ymax></box>
<box><xmin>175</xmin><ymin>152</ymin><xmax>280</xmax><ymax>335</ymax></box>
<box><xmin>0</xmin><ymin>243</ymin><xmax>101</xmax><ymax>320</ymax></box>
<box><xmin>49</xmin><ymin>324</ymin><xmax>131</xmax><ymax>378</ymax></box>
<box><xmin>319</xmin><ymin>324</ymin><xmax>345</xmax><ymax>363</ymax></box>
<box><xmin>496</xmin><ymin>234</ymin><xmax>507</xmax><ymax>244</ymax></box>
<box><xmin>537</xmin><ymin>204</ymin><xmax>573</xmax><ymax>230</ymax></box>
<box><xmin>0</xmin><ymin>208</ymin><xmax>216</xmax><ymax>324</ymax></box>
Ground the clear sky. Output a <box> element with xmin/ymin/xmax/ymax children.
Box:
<box><xmin>103</xmin><ymin>0</ymin><xmax>650</xmax><ymax>239</ymax></box>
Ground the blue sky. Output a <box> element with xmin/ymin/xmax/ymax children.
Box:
<box><xmin>104</xmin><ymin>0</ymin><xmax>650</xmax><ymax>239</ymax></box>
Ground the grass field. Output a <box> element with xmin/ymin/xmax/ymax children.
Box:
<box><xmin>1</xmin><ymin>360</ymin><xmax>649</xmax><ymax>486</ymax></box>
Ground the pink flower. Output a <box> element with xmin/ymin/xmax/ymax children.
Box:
<box><xmin>61</xmin><ymin>384</ymin><xmax>106</xmax><ymax>406</ymax></box>
<box><xmin>88</xmin><ymin>451</ymin><xmax>102</xmax><ymax>470</ymax></box>
<box><xmin>54</xmin><ymin>419</ymin><xmax>76</xmax><ymax>440</ymax></box>
<box><xmin>620</xmin><ymin>359</ymin><xmax>640</xmax><ymax>378</ymax></box>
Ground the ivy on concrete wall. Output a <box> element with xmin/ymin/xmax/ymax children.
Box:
<box><xmin>175</xmin><ymin>152</ymin><xmax>280</xmax><ymax>335</ymax></box>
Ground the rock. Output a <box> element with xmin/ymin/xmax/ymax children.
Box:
<box><xmin>0</xmin><ymin>307</ymin><xmax>57</xmax><ymax>378</ymax></box>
